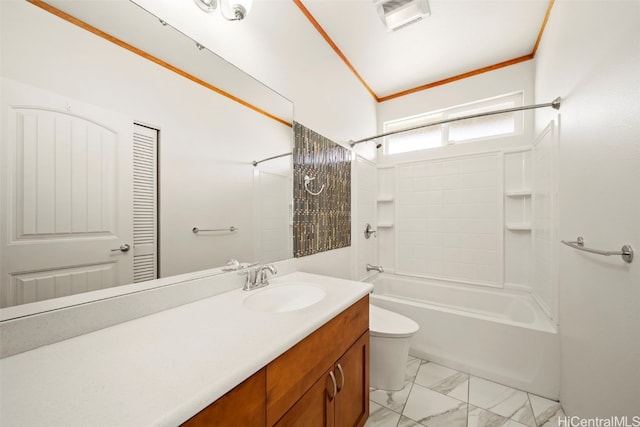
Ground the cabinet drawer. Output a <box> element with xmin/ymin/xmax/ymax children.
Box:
<box><xmin>267</xmin><ymin>296</ymin><xmax>369</xmax><ymax>426</ymax></box>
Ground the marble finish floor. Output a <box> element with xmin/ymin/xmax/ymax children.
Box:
<box><xmin>367</xmin><ymin>357</ymin><xmax>565</xmax><ymax>427</ymax></box>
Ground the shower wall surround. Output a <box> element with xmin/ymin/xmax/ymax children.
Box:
<box><xmin>395</xmin><ymin>153</ymin><xmax>502</xmax><ymax>286</ymax></box>
<box><xmin>379</xmin><ymin>147</ymin><xmax>543</xmax><ymax>291</ymax></box>
<box><xmin>293</xmin><ymin>122</ymin><xmax>351</xmax><ymax>257</ymax></box>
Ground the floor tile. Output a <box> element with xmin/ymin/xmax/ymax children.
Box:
<box><xmin>406</xmin><ymin>357</ymin><xmax>421</xmax><ymax>382</ymax></box>
<box><xmin>528</xmin><ymin>394</ymin><xmax>563</xmax><ymax>427</ymax></box>
<box><xmin>414</xmin><ymin>361</ymin><xmax>469</xmax><ymax>402</ymax></box>
<box><xmin>504</xmin><ymin>420</ymin><xmax>529</xmax><ymax>427</ymax></box>
<box><xmin>368</xmin><ymin>356</ymin><xmax>564</xmax><ymax>427</ymax></box>
<box><xmin>539</xmin><ymin>408</ymin><xmax>565</xmax><ymax>427</ymax></box>
<box><xmin>370</xmin><ymin>382</ymin><xmax>413</xmax><ymax>413</ymax></box>
<box><xmin>366</xmin><ymin>402</ymin><xmax>402</xmax><ymax>427</ymax></box>
<box><xmin>468</xmin><ymin>377</ymin><xmax>535</xmax><ymax>427</ymax></box>
<box><xmin>370</xmin><ymin>355</ymin><xmax>422</xmax><ymax>412</ymax></box>
<box><xmin>398</xmin><ymin>416</ymin><xmax>423</xmax><ymax>427</ymax></box>
<box><xmin>468</xmin><ymin>405</ymin><xmax>508</xmax><ymax>427</ymax></box>
<box><xmin>402</xmin><ymin>383</ymin><xmax>467</xmax><ymax>427</ymax></box>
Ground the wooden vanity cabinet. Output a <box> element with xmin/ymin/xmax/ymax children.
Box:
<box><xmin>334</xmin><ymin>332</ymin><xmax>369</xmax><ymax>427</ymax></box>
<box><xmin>182</xmin><ymin>296</ymin><xmax>369</xmax><ymax>427</ymax></box>
<box><xmin>273</xmin><ymin>331</ymin><xmax>369</xmax><ymax>427</ymax></box>
<box><xmin>272</xmin><ymin>368</ymin><xmax>335</xmax><ymax>427</ymax></box>
<box><xmin>182</xmin><ymin>368</ymin><xmax>266</xmax><ymax>427</ymax></box>
<box><xmin>267</xmin><ymin>296</ymin><xmax>369</xmax><ymax>427</ymax></box>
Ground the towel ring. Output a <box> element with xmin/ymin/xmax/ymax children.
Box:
<box><xmin>304</xmin><ymin>175</ymin><xmax>325</xmax><ymax>196</ymax></box>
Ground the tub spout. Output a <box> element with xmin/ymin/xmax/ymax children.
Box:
<box><xmin>366</xmin><ymin>264</ymin><xmax>384</xmax><ymax>273</ymax></box>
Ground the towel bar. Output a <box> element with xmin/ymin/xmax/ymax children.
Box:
<box><xmin>193</xmin><ymin>226</ymin><xmax>238</xmax><ymax>233</ymax></box>
<box><xmin>561</xmin><ymin>236</ymin><xmax>633</xmax><ymax>263</ymax></box>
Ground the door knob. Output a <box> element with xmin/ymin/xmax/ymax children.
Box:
<box><xmin>111</xmin><ymin>244</ymin><xmax>130</xmax><ymax>253</ymax></box>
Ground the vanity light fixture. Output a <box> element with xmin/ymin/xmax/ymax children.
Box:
<box><xmin>194</xmin><ymin>0</ymin><xmax>253</xmax><ymax>21</ymax></box>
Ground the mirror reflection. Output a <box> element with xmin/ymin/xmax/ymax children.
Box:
<box><xmin>0</xmin><ymin>0</ymin><xmax>294</xmax><ymax>313</ymax></box>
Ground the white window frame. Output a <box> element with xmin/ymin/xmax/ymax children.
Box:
<box><xmin>383</xmin><ymin>92</ymin><xmax>524</xmax><ymax>156</ymax></box>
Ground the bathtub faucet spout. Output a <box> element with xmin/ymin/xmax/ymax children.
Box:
<box><xmin>366</xmin><ymin>264</ymin><xmax>384</xmax><ymax>273</ymax></box>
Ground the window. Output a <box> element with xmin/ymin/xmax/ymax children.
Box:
<box><xmin>384</xmin><ymin>92</ymin><xmax>523</xmax><ymax>155</ymax></box>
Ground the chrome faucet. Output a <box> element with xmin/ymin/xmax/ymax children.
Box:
<box><xmin>366</xmin><ymin>264</ymin><xmax>384</xmax><ymax>273</ymax></box>
<box><xmin>240</xmin><ymin>264</ymin><xmax>277</xmax><ymax>290</ymax></box>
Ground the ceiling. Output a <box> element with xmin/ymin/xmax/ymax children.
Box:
<box><xmin>298</xmin><ymin>0</ymin><xmax>552</xmax><ymax>101</ymax></box>
<box><xmin>32</xmin><ymin>0</ymin><xmax>553</xmax><ymax>105</ymax></box>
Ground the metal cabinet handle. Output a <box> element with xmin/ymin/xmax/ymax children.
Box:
<box><xmin>327</xmin><ymin>371</ymin><xmax>337</xmax><ymax>401</ymax></box>
<box><xmin>336</xmin><ymin>363</ymin><xmax>345</xmax><ymax>392</ymax></box>
<box><xmin>110</xmin><ymin>244</ymin><xmax>130</xmax><ymax>253</ymax></box>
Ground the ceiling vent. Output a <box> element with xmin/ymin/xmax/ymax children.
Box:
<box><xmin>374</xmin><ymin>0</ymin><xmax>430</xmax><ymax>31</ymax></box>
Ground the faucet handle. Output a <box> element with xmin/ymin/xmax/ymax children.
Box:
<box><xmin>257</xmin><ymin>264</ymin><xmax>277</xmax><ymax>286</ymax></box>
<box><xmin>364</xmin><ymin>223</ymin><xmax>377</xmax><ymax>239</ymax></box>
<box><xmin>241</xmin><ymin>261</ymin><xmax>260</xmax><ymax>270</ymax></box>
<box><xmin>239</xmin><ymin>265</ymin><xmax>260</xmax><ymax>290</ymax></box>
<box><xmin>234</xmin><ymin>262</ymin><xmax>260</xmax><ymax>274</ymax></box>
<box><xmin>222</xmin><ymin>259</ymin><xmax>240</xmax><ymax>271</ymax></box>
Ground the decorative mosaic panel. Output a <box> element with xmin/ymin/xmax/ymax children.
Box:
<box><xmin>293</xmin><ymin>122</ymin><xmax>351</xmax><ymax>257</ymax></box>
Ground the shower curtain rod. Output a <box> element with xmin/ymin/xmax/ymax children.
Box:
<box><xmin>252</xmin><ymin>151</ymin><xmax>292</xmax><ymax>166</ymax></box>
<box><xmin>349</xmin><ymin>97</ymin><xmax>562</xmax><ymax>147</ymax></box>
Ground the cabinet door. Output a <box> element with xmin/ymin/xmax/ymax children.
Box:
<box><xmin>182</xmin><ymin>368</ymin><xmax>266</xmax><ymax>427</ymax></box>
<box><xmin>267</xmin><ymin>296</ymin><xmax>368</xmax><ymax>425</ymax></box>
<box><xmin>273</xmin><ymin>369</ymin><xmax>335</xmax><ymax>427</ymax></box>
<box><xmin>335</xmin><ymin>332</ymin><xmax>369</xmax><ymax>427</ymax></box>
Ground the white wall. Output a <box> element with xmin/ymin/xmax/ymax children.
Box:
<box><xmin>134</xmin><ymin>0</ymin><xmax>379</xmax><ymax>280</ymax></box>
<box><xmin>530</xmin><ymin>123</ymin><xmax>559</xmax><ymax>323</ymax></box>
<box><xmin>373</xmin><ymin>62</ymin><xmax>538</xmax><ymax>289</ymax></box>
<box><xmin>282</xmin><ymin>22</ymin><xmax>376</xmax><ymax>279</ymax></box>
<box><xmin>534</xmin><ymin>0</ymin><xmax>640</xmax><ymax>417</ymax></box>
<box><xmin>377</xmin><ymin>60</ymin><xmax>536</xmax><ymax>156</ymax></box>
<box><xmin>133</xmin><ymin>0</ymin><xmax>378</xmax><ymax>147</ymax></box>
<box><xmin>1</xmin><ymin>1</ymin><xmax>291</xmax><ymax>277</ymax></box>
<box><xmin>353</xmin><ymin>156</ymin><xmax>378</xmax><ymax>280</ymax></box>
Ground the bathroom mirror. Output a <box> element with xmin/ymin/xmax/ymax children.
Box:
<box><xmin>0</xmin><ymin>0</ymin><xmax>293</xmax><ymax>315</ymax></box>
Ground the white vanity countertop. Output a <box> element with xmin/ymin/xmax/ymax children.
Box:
<box><xmin>0</xmin><ymin>272</ymin><xmax>373</xmax><ymax>427</ymax></box>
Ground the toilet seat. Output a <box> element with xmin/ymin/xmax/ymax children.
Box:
<box><xmin>370</xmin><ymin>305</ymin><xmax>419</xmax><ymax>338</ymax></box>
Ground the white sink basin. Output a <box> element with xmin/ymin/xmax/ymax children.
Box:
<box><xmin>243</xmin><ymin>283</ymin><xmax>326</xmax><ymax>313</ymax></box>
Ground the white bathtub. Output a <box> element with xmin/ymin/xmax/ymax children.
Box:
<box><xmin>367</xmin><ymin>273</ymin><xmax>559</xmax><ymax>399</ymax></box>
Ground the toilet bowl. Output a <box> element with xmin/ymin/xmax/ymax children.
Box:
<box><xmin>369</xmin><ymin>304</ymin><xmax>420</xmax><ymax>391</ymax></box>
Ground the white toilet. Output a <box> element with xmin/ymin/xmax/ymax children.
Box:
<box><xmin>369</xmin><ymin>305</ymin><xmax>420</xmax><ymax>391</ymax></box>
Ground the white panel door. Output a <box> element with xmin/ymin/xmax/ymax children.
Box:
<box><xmin>0</xmin><ymin>79</ymin><xmax>133</xmax><ymax>308</ymax></box>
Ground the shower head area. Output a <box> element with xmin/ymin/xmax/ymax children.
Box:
<box><xmin>354</xmin><ymin>113</ymin><xmax>566</xmax><ymax>396</ymax></box>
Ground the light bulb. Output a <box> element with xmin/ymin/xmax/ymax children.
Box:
<box><xmin>194</xmin><ymin>0</ymin><xmax>217</xmax><ymax>13</ymax></box>
<box><xmin>220</xmin><ymin>0</ymin><xmax>252</xmax><ymax>20</ymax></box>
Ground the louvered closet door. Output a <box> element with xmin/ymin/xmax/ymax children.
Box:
<box><xmin>0</xmin><ymin>79</ymin><xmax>134</xmax><ymax>308</ymax></box>
<box><xmin>132</xmin><ymin>124</ymin><xmax>158</xmax><ymax>283</ymax></box>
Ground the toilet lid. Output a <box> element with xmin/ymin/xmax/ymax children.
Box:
<box><xmin>370</xmin><ymin>305</ymin><xmax>419</xmax><ymax>338</ymax></box>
